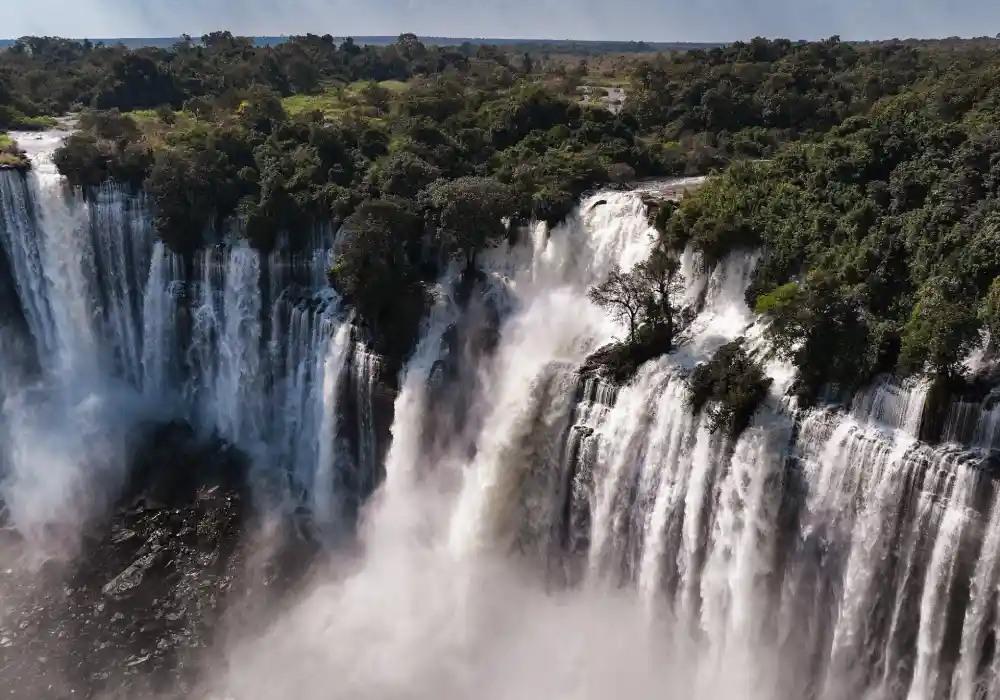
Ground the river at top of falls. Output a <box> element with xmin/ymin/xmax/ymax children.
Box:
<box><xmin>3</xmin><ymin>129</ymin><xmax>1000</xmax><ymax>700</ymax></box>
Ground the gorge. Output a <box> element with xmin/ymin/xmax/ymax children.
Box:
<box><xmin>1</xmin><ymin>126</ymin><xmax>1000</xmax><ymax>700</ymax></box>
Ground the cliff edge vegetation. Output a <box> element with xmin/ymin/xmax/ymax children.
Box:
<box><xmin>9</xmin><ymin>32</ymin><xmax>1000</xmax><ymax>393</ymax></box>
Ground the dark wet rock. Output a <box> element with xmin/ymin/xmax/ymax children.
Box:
<box><xmin>580</xmin><ymin>340</ymin><xmax>654</xmax><ymax>385</ymax></box>
<box><xmin>336</xmin><ymin>347</ymin><xmax>396</xmax><ymax>525</ymax></box>
<box><xmin>641</xmin><ymin>194</ymin><xmax>661</xmax><ymax>214</ymax></box>
<box><xmin>102</xmin><ymin>551</ymin><xmax>161</xmax><ymax>596</ymax></box>
<box><xmin>0</xmin><ymin>420</ymin><xmax>259</xmax><ymax>699</ymax></box>
<box><xmin>580</xmin><ymin>319</ymin><xmax>682</xmax><ymax>386</ymax></box>
<box><xmin>422</xmin><ymin>285</ymin><xmax>504</xmax><ymax>452</ymax></box>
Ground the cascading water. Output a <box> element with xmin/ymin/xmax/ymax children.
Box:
<box><xmin>210</xmin><ymin>187</ymin><xmax>1000</xmax><ymax>700</ymax></box>
<box><xmin>4</xmin><ymin>129</ymin><xmax>1000</xmax><ymax>700</ymax></box>
<box><xmin>0</xmin><ymin>132</ymin><xmax>362</xmax><ymax>551</ymax></box>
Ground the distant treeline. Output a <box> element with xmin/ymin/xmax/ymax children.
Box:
<box><xmin>0</xmin><ymin>35</ymin><xmax>723</xmax><ymax>53</ymax></box>
<box><xmin>0</xmin><ymin>32</ymin><xmax>524</xmax><ymax>121</ymax></box>
<box><xmin>6</xmin><ymin>33</ymin><xmax>1000</xmax><ymax>53</ymax></box>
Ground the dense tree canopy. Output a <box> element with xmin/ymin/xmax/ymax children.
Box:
<box><xmin>688</xmin><ymin>339</ymin><xmax>772</xmax><ymax>439</ymax></box>
<box><xmin>8</xmin><ymin>31</ymin><xmax>1000</xmax><ymax>392</ymax></box>
<box><xmin>424</xmin><ymin>176</ymin><xmax>517</xmax><ymax>269</ymax></box>
<box><xmin>0</xmin><ymin>33</ymin><xmax>510</xmax><ymax>117</ymax></box>
<box><xmin>661</xmin><ymin>58</ymin><xmax>1000</xmax><ymax>407</ymax></box>
<box><xmin>329</xmin><ymin>198</ymin><xmax>428</xmax><ymax>364</ymax></box>
<box><xmin>625</xmin><ymin>36</ymin><xmax>1000</xmax><ymax>174</ymax></box>
<box><xmin>21</xmin><ymin>33</ymin><xmax>674</xmax><ymax>358</ymax></box>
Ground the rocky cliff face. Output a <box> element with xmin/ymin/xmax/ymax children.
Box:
<box><xmin>0</xmin><ymin>423</ymin><xmax>308</xmax><ymax>699</ymax></box>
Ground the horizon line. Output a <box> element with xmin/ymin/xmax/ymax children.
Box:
<box><xmin>2</xmin><ymin>32</ymin><xmax>998</xmax><ymax>44</ymax></box>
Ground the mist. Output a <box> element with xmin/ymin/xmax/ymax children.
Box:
<box><xmin>203</xmin><ymin>206</ymin><xmax>782</xmax><ymax>700</ymax></box>
<box><xmin>209</xmin><ymin>544</ymin><xmax>782</xmax><ymax>700</ymax></box>
<box><xmin>6</xmin><ymin>0</ymin><xmax>1000</xmax><ymax>43</ymax></box>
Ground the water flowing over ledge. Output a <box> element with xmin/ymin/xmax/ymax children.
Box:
<box><xmin>0</xmin><ymin>153</ymin><xmax>384</xmax><ymax>548</ymax></box>
<box><xmin>3</xmin><ymin>131</ymin><xmax>1000</xmax><ymax>699</ymax></box>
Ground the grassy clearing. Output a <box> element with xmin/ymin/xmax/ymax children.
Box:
<box><xmin>121</xmin><ymin>110</ymin><xmax>210</xmax><ymax>151</ymax></box>
<box><xmin>0</xmin><ymin>152</ymin><xmax>25</xmax><ymax>167</ymax></box>
<box><xmin>0</xmin><ymin>131</ymin><xmax>27</xmax><ymax>167</ymax></box>
<box><xmin>111</xmin><ymin>79</ymin><xmax>414</xmax><ymax>152</ymax></box>
<box><xmin>14</xmin><ymin>115</ymin><xmax>59</xmax><ymax>129</ymax></box>
<box><xmin>355</xmin><ymin>79</ymin><xmax>409</xmax><ymax>93</ymax></box>
<box><xmin>118</xmin><ymin>79</ymin><xmax>413</xmax><ymax>135</ymax></box>
<box><xmin>283</xmin><ymin>90</ymin><xmax>352</xmax><ymax>118</ymax></box>
<box><xmin>0</xmin><ymin>104</ymin><xmax>58</xmax><ymax>132</ymax></box>
<box><xmin>126</xmin><ymin>109</ymin><xmax>160</xmax><ymax>121</ymax></box>
<box><xmin>0</xmin><ymin>113</ymin><xmax>59</xmax><ymax>131</ymax></box>
<box><xmin>284</xmin><ymin>79</ymin><xmax>411</xmax><ymax>118</ymax></box>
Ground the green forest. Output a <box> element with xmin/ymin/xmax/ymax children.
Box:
<box><xmin>660</xmin><ymin>46</ymin><xmax>1000</xmax><ymax>416</ymax></box>
<box><xmin>4</xmin><ymin>32</ymin><xmax>1000</xmax><ymax>419</ymax></box>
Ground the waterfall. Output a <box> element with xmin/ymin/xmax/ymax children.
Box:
<box><xmin>0</xmin><ymin>134</ymin><xmax>363</xmax><ymax>549</ymax></box>
<box><xmin>311</xmin><ymin>320</ymin><xmax>353</xmax><ymax>529</ymax></box>
<box><xmin>209</xmin><ymin>186</ymin><xmax>1000</xmax><ymax>700</ymax></box>
<box><xmin>352</xmin><ymin>345</ymin><xmax>381</xmax><ymax>498</ymax></box>
<box><xmin>141</xmin><ymin>240</ymin><xmax>184</xmax><ymax>396</ymax></box>
<box><xmin>0</xmin><ymin>169</ymin><xmax>57</xmax><ymax>360</ymax></box>
<box><xmin>7</xmin><ymin>129</ymin><xmax>1000</xmax><ymax>700</ymax></box>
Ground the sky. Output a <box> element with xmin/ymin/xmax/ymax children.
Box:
<box><xmin>4</xmin><ymin>0</ymin><xmax>1000</xmax><ymax>43</ymax></box>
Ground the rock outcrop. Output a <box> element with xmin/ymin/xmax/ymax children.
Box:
<box><xmin>0</xmin><ymin>422</ymin><xmax>261</xmax><ymax>699</ymax></box>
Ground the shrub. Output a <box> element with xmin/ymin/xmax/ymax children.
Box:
<box><xmin>688</xmin><ymin>339</ymin><xmax>772</xmax><ymax>439</ymax></box>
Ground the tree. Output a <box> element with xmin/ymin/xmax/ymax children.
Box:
<box><xmin>366</xmin><ymin>151</ymin><xmax>441</xmax><ymax>199</ymax></box>
<box><xmin>146</xmin><ymin>145</ymin><xmax>233</xmax><ymax>255</ymax></box>
<box><xmin>649</xmin><ymin>199</ymin><xmax>679</xmax><ymax>244</ymax></box>
<box><xmin>637</xmin><ymin>247</ymin><xmax>684</xmax><ymax>341</ymax></box>
<box><xmin>898</xmin><ymin>280</ymin><xmax>980</xmax><ymax>378</ymax></box>
<box><xmin>341</xmin><ymin>37</ymin><xmax>360</xmax><ymax>55</ymax></box>
<box><xmin>53</xmin><ymin>115</ymin><xmax>153</xmax><ymax>192</ymax></box>
<box><xmin>91</xmin><ymin>53</ymin><xmax>184</xmax><ymax>111</ymax></box>
<box><xmin>688</xmin><ymin>339</ymin><xmax>772</xmax><ymax>439</ymax></box>
<box><xmin>286</xmin><ymin>53</ymin><xmax>321</xmax><ymax>94</ymax></box>
<box><xmin>590</xmin><ymin>244</ymin><xmax>684</xmax><ymax>343</ymax></box>
<box><xmin>425</xmin><ymin>176</ymin><xmax>517</xmax><ymax>269</ymax></box>
<box><xmin>588</xmin><ymin>268</ymin><xmax>650</xmax><ymax>343</ymax></box>
<box><xmin>979</xmin><ymin>277</ymin><xmax>1000</xmax><ymax>347</ymax></box>
<box><xmin>608</xmin><ymin>162</ymin><xmax>635</xmax><ymax>183</ymax></box>
<box><xmin>396</xmin><ymin>33</ymin><xmax>426</xmax><ymax>61</ymax></box>
<box><xmin>237</xmin><ymin>86</ymin><xmax>287</xmax><ymax>133</ymax></box>
<box><xmin>332</xmin><ymin>199</ymin><xmax>421</xmax><ymax>305</ymax></box>
<box><xmin>360</xmin><ymin>81</ymin><xmax>392</xmax><ymax>116</ymax></box>
<box><xmin>329</xmin><ymin>199</ymin><xmax>428</xmax><ymax>364</ymax></box>
<box><xmin>183</xmin><ymin>96</ymin><xmax>214</xmax><ymax>119</ymax></box>
<box><xmin>77</xmin><ymin>108</ymin><xmax>141</xmax><ymax>141</ymax></box>
<box><xmin>583</xmin><ymin>250</ymin><xmax>688</xmax><ymax>383</ymax></box>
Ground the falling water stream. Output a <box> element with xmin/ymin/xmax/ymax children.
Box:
<box><xmin>0</xmin><ymin>131</ymin><xmax>369</xmax><ymax>553</ymax></box>
<box><xmin>1</xmin><ymin>132</ymin><xmax>1000</xmax><ymax>700</ymax></box>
